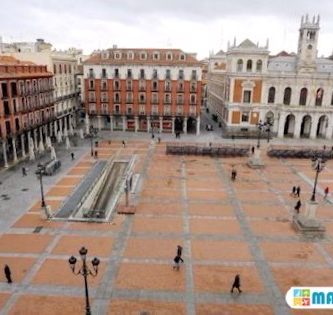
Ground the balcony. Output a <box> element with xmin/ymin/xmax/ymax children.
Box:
<box><xmin>126</xmin><ymin>98</ymin><xmax>133</xmax><ymax>104</ymax></box>
<box><xmin>113</xmin><ymin>83</ymin><xmax>121</xmax><ymax>91</ymax></box>
<box><xmin>113</xmin><ymin>109</ymin><xmax>122</xmax><ymax>115</ymax></box>
<box><xmin>164</xmin><ymin>99</ymin><xmax>172</xmax><ymax>104</ymax></box>
<box><xmin>164</xmin><ymin>86</ymin><xmax>171</xmax><ymax>92</ymax></box>
<box><xmin>190</xmin><ymin>100</ymin><xmax>197</xmax><ymax>105</ymax></box>
<box><xmin>151</xmin><ymin>99</ymin><xmax>159</xmax><ymax>104</ymax></box>
<box><xmin>190</xmin><ymin>87</ymin><xmax>197</xmax><ymax>93</ymax></box>
<box><xmin>177</xmin><ymin>87</ymin><xmax>184</xmax><ymax>93</ymax></box>
<box><xmin>114</xmin><ymin>98</ymin><xmax>121</xmax><ymax>103</ymax></box>
<box><xmin>177</xmin><ymin>100</ymin><xmax>184</xmax><ymax>105</ymax></box>
<box><xmin>101</xmin><ymin>85</ymin><xmax>108</xmax><ymax>91</ymax></box>
<box><xmin>126</xmin><ymin>86</ymin><xmax>133</xmax><ymax>91</ymax></box>
<box><xmin>101</xmin><ymin>97</ymin><xmax>109</xmax><ymax>102</ymax></box>
<box><xmin>88</xmin><ymin>85</ymin><xmax>95</xmax><ymax>91</ymax></box>
<box><xmin>139</xmin><ymin>85</ymin><xmax>146</xmax><ymax>91</ymax></box>
<box><xmin>139</xmin><ymin>98</ymin><xmax>146</xmax><ymax>104</ymax></box>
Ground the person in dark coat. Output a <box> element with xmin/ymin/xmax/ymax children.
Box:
<box><xmin>173</xmin><ymin>255</ymin><xmax>181</xmax><ymax>271</ymax></box>
<box><xmin>231</xmin><ymin>167</ymin><xmax>237</xmax><ymax>181</ymax></box>
<box><xmin>22</xmin><ymin>167</ymin><xmax>27</xmax><ymax>176</ymax></box>
<box><xmin>230</xmin><ymin>274</ymin><xmax>242</xmax><ymax>293</ymax></box>
<box><xmin>71</xmin><ymin>152</ymin><xmax>75</xmax><ymax>160</ymax></box>
<box><xmin>4</xmin><ymin>265</ymin><xmax>12</xmax><ymax>283</ymax></box>
<box><xmin>291</xmin><ymin>186</ymin><xmax>296</xmax><ymax>197</ymax></box>
<box><xmin>251</xmin><ymin>146</ymin><xmax>255</xmax><ymax>154</ymax></box>
<box><xmin>296</xmin><ymin>186</ymin><xmax>301</xmax><ymax>198</ymax></box>
<box><xmin>177</xmin><ymin>245</ymin><xmax>184</xmax><ymax>263</ymax></box>
<box><xmin>294</xmin><ymin>199</ymin><xmax>302</xmax><ymax>214</ymax></box>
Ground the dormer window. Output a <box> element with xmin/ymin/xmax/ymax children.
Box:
<box><xmin>153</xmin><ymin>52</ymin><xmax>160</xmax><ymax>60</ymax></box>
<box><xmin>167</xmin><ymin>52</ymin><xmax>173</xmax><ymax>60</ymax></box>
<box><xmin>180</xmin><ymin>54</ymin><xmax>186</xmax><ymax>61</ymax></box>
<box><xmin>101</xmin><ymin>51</ymin><xmax>109</xmax><ymax>59</ymax></box>
<box><xmin>127</xmin><ymin>51</ymin><xmax>134</xmax><ymax>59</ymax></box>
<box><xmin>140</xmin><ymin>52</ymin><xmax>147</xmax><ymax>60</ymax></box>
<box><xmin>114</xmin><ymin>51</ymin><xmax>121</xmax><ymax>60</ymax></box>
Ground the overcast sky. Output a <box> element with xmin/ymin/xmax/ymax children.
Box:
<box><xmin>1</xmin><ymin>0</ymin><xmax>333</xmax><ymax>59</ymax></box>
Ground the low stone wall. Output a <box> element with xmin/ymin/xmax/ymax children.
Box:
<box><xmin>267</xmin><ymin>145</ymin><xmax>333</xmax><ymax>159</ymax></box>
<box><xmin>166</xmin><ymin>143</ymin><xmax>250</xmax><ymax>157</ymax></box>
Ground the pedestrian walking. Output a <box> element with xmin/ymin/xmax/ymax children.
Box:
<box><xmin>230</xmin><ymin>274</ymin><xmax>242</xmax><ymax>294</ymax></box>
<box><xmin>71</xmin><ymin>152</ymin><xmax>75</xmax><ymax>160</ymax></box>
<box><xmin>296</xmin><ymin>186</ymin><xmax>301</xmax><ymax>198</ymax></box>
<box><xmin>94</xmin><ymin>150</ymin><xmax>98</xmax><ymax>159</ymax></box>
<box><xmin>291</xmin><ymin>186</ymin><xmax>296</xmax><ymax>197</ymax></box>
<box><xmin>122</xmin><ymin>140</ymin><xmax>126</xmax><ymax>148</ymax></box>
<box><xmin>251</xmin><ymin>146</ymin><xmax>255</xmax><ymax>154</ymax></box>
<box><xmin>173</xmin><ymin>255</ymin><xmax>181</xmax><ymax>271</ymax></box>
<box><xmin>4</xmin><ymin>265</ymin><xmax>12</xmax><ymax>283</ymax></box>
<box><xmin>22</xmin><ymin>167</ymin><xmax>27</xmax><ymax>176</ymax></box>
<box><xmin>158</xmin><ymin>137</ymin><xmax>161</xmax><ymax>144</ymax></box>
<box><xmin>231</xmin><ymin>167</ymin><xmax>237</xmax><ymax>181</ymax></box>
<box><xmin>294</xmin><ymin>199</ymin><xmax>302</xmax><ymax>214</ymax></box>
<box><xmin>324</xmin><ymin>187</ymin><xmax>329</xmax><ymax>199</ymax></box>
<box><xmin>177</xmin><ymin>245</ymin><xmax>184</xmax><ymax>263</ymax></box>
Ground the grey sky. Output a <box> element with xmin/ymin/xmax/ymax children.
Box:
<box><xmin>1</xmin><ymin>0</ymin><xmax>333</xmax><ymax>59</ymax></box>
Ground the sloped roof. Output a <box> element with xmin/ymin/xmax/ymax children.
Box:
<box><xmin>275</xmin><ymin>51</ymin><xmax>292</xmax><ymax>57</ymax></box>
<box><xmin>237</xmin><ymin>39</ymin><xmax>257</xmax><ymax>49</ymax></box>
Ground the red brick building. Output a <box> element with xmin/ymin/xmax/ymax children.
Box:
<box><xmin>0</xmin><ymin>56</ymin><xmax>55</xmax><ymax>167</ymax></box>
<box><xmin>83</xmin><ymin>48</ymin><xmax>202</xmax><ymax>134</ymax></box>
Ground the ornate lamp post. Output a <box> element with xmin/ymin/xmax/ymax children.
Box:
<box><xmin>35</xmin><ymin>163</ymin><xmax>46</xmax><ymax>208</ymax></box>
<box><xmin>257</xmin><ymin>120</ymin><xmax>265</xmax><ymax>149</ymax></box>
<box><xmin>310</xmin><ymin>157</ymin><xmax>326</xmax><ymax>202</ymax></box>
<box><xmin>68</xmin><ymin>247</ymin><xmax>100</xmax><ymax>315</ymax></box>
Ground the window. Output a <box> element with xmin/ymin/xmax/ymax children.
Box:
<box><xmin>237</xmin><ymin>59</ymin><xmax>243</xmax><ymax>72</ymax></box>
<box><xmin>268</xmin><ymin>87</ymin><xmax>275</xmax><ymax>104</ymax></box>
<box><xmin>139</xmin><ymin>93</ymin><xmax>145</xmax><ymax>103</ymax></box>
<box><xmin>126</xmin><ymin>80</ymin><xmax>132</xmax><ymax>91</ymax></box>
<box><xmin>114</xmin><ymin>52</ymin><xmax>121</xmax><ymax>59</ymax></box>
<box><xmin>101</xmin><ymin>80</ymin><xmax>107</xmax><ymax>90</ymax></box>
<box><xmin>283</xmin><ymin>87</ymin><xmax>292</xmax><ymax>105</ymax></box>
<box><xmin>89</xmin><ymin>80</ymin><xmax>94</xmax><ymax>89</ymax></box>
<box><xmin>246</xmin><ymin>60</ymin><xmax>252</xmax><ymax>72</ymax></box>
<box><xmin>102</xmin><ymin>68</ymin><xmax>107</xmax><ymax>78</ymax></box>
<box><xmin>180</xmin><ymin>54</ymin><xmax>185</xmax><ymax>60</ymax></box>
<box><xmin>177</xmin><ymin>94</ymin><xmax>184</xmax><ymax>104</ymax></box>
<box><xmin>178</xmin><ymin>69</ymin><xmax>184</xmax><ymax>80</ymax></box>
<box><xmin>114</xmin><ymin>92</ymin><xmax>120</xmax><ymax>103</ymax></box>
<box><xmin>127</xmin><ymin>69</ymin><xmax>132</xmax><ymax>78</ymax></box>
<box><xmin>256</xmin><ymin>60</ymin><xmax>262</xmax><ymax>72</ymax></box>
<box><xmin>64</xmin><ymin>64</ymin><xmax>67</xmax><ymax>74</ymax></box>
<box><xmin>165</xmin><ymin>80</ymin><xmax>171</xmax><ymax>91</ymax></box>
<box><xmin>165</xmin><ymin>93</ymin><xmax>171</xmax><ymax>103</ymax></box>
<box><xmin>191</xmin><ymin>70</ymin><xmax>197</xmax><ymax>80</ymax></box>
<box><xmin>114</xmin><ymin>105</ymin><xmax>120</xmax><ymax>113</ymax></box>
<box><xmin>167</xmin><ymin>53</ymin><xmax>172</xmax><ymax>60</ymax></box>
<box><xmin>139</xmin><ymin>105</ymin><xmax>145</xmax><ymax>115</ymax></box>
<box><xmin>152</xmin><ymin>80</ymin><xmax>158</xmax><ymax>91</ymax></box>
<box><xmin>114</xmin><ymin>80</ymin><xmax>120</xmax><ymax>90</ymax></box>
<box><xmin>114</xmin><ymin>68</ymin><xmax>119</xmax><ymax>78</ymax></box>
<box><xmin>127</xmin><ymin>51</ymin><xmax>133</xmax><ymax>59</ymax></box>
<box><xmin>315</xmin><ymin>88</ymin><xmax>324</xmax><ymax>106</ymax></box>
<box><xmin>152</xmin><ymin>93</ymin><xmax>158</xmax><ymax>103</ymax></box>
<box><xmin>153</xmin><ymin>52</ymin><xmax>159</xmax><ymax>60</ymax></box>
<box><xmin>140</xmin><ymin>69</ymin><xmax>145</xmax><ymax>79</ymax></box>
<box><xmin>53</xmin><ymin>64</ymin><xmax>56</xmax><ymax>74</ymax></box>
<box><xmin>140</xmin><ymin>52</ymin><xmax>147</xmax><ymax>60</ymax></box>
<box><xmin>299</xmin><ymin>87</ymin><xmax>307</xmax><ymax>105</ymax></box>
<box><xmin>241</xmin><ymin>112</ymin><xmax>249</xmax><ymax>122</ymax></box>
<box><xmin>243</xmin><ymin>90</ymin><xmax>251</xmax><ymax>103</ymax></box>
<box><xmin>166</xmin><ymin>69</ymin><xmax>171</xmax><ymax>79</ymax></box>
<box><xmin>59</xmin><ymin>64</ymin><xmax>62</xmax><ymax>74</ymax></box>
<box><xmin>190</xmin><ymin>94</ymin><xmax>196</xmax><ymax>104</ymax></box>
<box><xmin>152</xmin><ymin>69</ymin><xmax>158</xmax><ymax>79</ymax></box>
<box><xmin>89</xmin><ymin>68</ymin><xmax>94</xmax><ymax>78</ymax></box>
<box><xmin>190</xmin><ymin>82</ymin><xmax>197</xmax><ymax>92</ymax></box>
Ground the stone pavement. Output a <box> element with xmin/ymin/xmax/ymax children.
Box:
<box><xmin>0</xmin><ymin>136</ymin><xmax>333</xmax><ymax>314</ymax></box>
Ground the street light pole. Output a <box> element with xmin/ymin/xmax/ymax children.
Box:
<box><xmin>310</xmin><ymin>157</ymin><xmax>325</xmax><ymax>202</ymax></box>
<box><xmin>89</xmin><ymin>125</ymin><xmax>94</xmax><ymax>157</ymax></box>
<box><xmin>36</xmin><ymin>163</ymin><xmax>46</xmax><ymax>208</ymax></box>
<box><xmin>68</xmin><ymin>247</ymin><xmax>100</xmax><ymax>315</ymax></box>
<box><xmin>257</xmin><ymin>120</ymin><xmax>264</xmax><ymax>149</ymax></box>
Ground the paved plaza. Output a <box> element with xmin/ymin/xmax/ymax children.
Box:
<box><xmin>0</xmin><ymin>134</ymin><xmax>333</xmax><ymax>315</ymax></box>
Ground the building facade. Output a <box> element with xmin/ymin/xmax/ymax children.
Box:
<box><xmin>207</xmin><ymin>15</ymin><xmax>333</xmax><ymax>139</ymax></box>
<box><xmin>83</xmin><ymin>48</ymin><xmax>202</xmax><ymax>134</ymax></box>
<box><xmin>1</xmin><ymin>40</ymin><xmax>81</xmax><ymax>139</ymax></box>
<box><xmin>0</xmin><ymin>56</ymin><xmax>55</xmax><ymax>167</ymax></box>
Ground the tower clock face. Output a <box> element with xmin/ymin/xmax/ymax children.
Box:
<box><xmin>307</xmin><ymin>44</ymin><xmax>313</xmax><ymax>50</ymax></box>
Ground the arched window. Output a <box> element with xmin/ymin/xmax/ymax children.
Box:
<box><xmin>256</xmin><ymin>60</ymin><xmax>262</xmax><ymax>72</ymax></box>
<box><xmin>268</xmin><ymin>87</ymin><xmax>276</xmax><ymax>103</ymax></box>
<box><xmin>299</xmin><ymin>88</ymin><xmax>308</xmax><ymax>105</ymax></box>
<box><xmin>246</xmin><ymin>60</ymin><xmax>252</xmax><ymax>72</ymax></box>
<box><xmin>315</xmin><ymin>88</ymin><xmax>324</xmax><ymax>106</ymax></box>
<box><xmin>283</xmin><ymin>87</ymin><xmax>292</xmax><ymax>105</ymax></box>
<box><xmin>237</xmin><ymin>59</ymin><xmax>243</xmax><ymax>72</ymax></box>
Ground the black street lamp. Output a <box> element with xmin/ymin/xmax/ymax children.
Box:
<box><xmin>310</xmin><ymin>157</ymin><xmax>326</xmax><ymax>202</ymax></box>
<box><xmin>257</xmin><ymin>120</ymin><xmax>265</xmax><ymax>149</ymax></box>
<box><xmin>89</xmin><ymin>125</ymin><xmax>98</xmax><ymax>157</ymax></box>
<box><xmin>68</xmin><ymin>247</ymin><xmax>100</xmax><ymax>315</ymax></box>
<box><xmin>265</xmin><ymin>120</ymin><xmax>273</xmax><ymax>143</ymax></box>
<box><xmin>36</xmin><ymin>163</ymin><xmax>46</xmax><ymax>208</ymax></box>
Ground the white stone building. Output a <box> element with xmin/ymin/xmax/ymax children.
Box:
<box><xmin>207</xmin><ymin>15</ymin><xmax>333</xmax><ymax>139</ymax></box>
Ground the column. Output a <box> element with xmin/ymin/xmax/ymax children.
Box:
<box><xmin>172</xmin><ymin>117</ymin><xmax>175</xmax><ymax>134</ymax></box>
<box><xmin>196</xmin><ymin>116</ymin><xmax>201</xmax><ymax>135</ymax></box>
<box><xmin>183</xmin><ymin>117</ymin><xmax>188</xmax><ymax>134</ymax></box>
<box><xmin>147</xmin><ymin>116</ymin><xmax>151</xmax><ymax>133</ymax></box>
<box><xmin>122</xmin><ymin>116</ymin><xmax>126</xmax><ymax>132</ymax></box>
<box><xmin>110</xmin><ymin>115</ymin><xmax>114</xmax><ymax>132</ymax></box>
<box><xmin>69</xmin><ymin>115</ymin><xmax>74</xmax><ymax>135</ymax></box>
<box><xmin>135</xmin><ymin>116</ymin><xmax>139</xmax><ymax>133</ymax></box>
<box><xmin>293</xmin><ymin>116</ymin><xmax>302</xmax><ymax>139</ymax></box>
<box><xmin>54</xmin><ymin>120</ymin><xmax>58</xmax><ymax>136</ymax></box>
<box><xmin>2</xmin><ymin>141</ymin><xmax>8</xmax><ymax>168</ymax></box>
<box><xmin>33</xmin><ymin>129</ymin><xmax>38</xmax><ymax>149</ymax></box>
<box><xmin>310</xmin><ymin>116</ymin><xmax>319</xmax><ymax>139</ymax></box>
<box><xmin>159</xmin><ymin>116</ymin><xmax>163</xmax><ymax>133</ymax></box>
<box><xmin>325</xmin><ymin>117</ymin><xmax>333</xmax><ymax>139</ymax></box>
<box><xmin>59</xmin><ymin>119</ymin><xmax>63</xmax><ymax>136</ymax></box>
<box><xmin>21</xmin><ymin>134</ymin><xmax>26</xmax><ymax>158</ymax></box>
<box><xmin>12</xmin><ymin>137</ymin><xmax>18</xmax><ymax>162</ymax></box>
<box><xmin>64</xmin><ymin>115</ymin><xmax>68</xmax><ymax>131</ymax></box>
<box><xmin>277</xmin><ymin>113</ymin><xmax>286</xmax><ymax>138</ymax></box>
<box><xmin>98</xmin><ymin>115</ymin><xmax>102</xmax><ymax>130</ymax></box>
